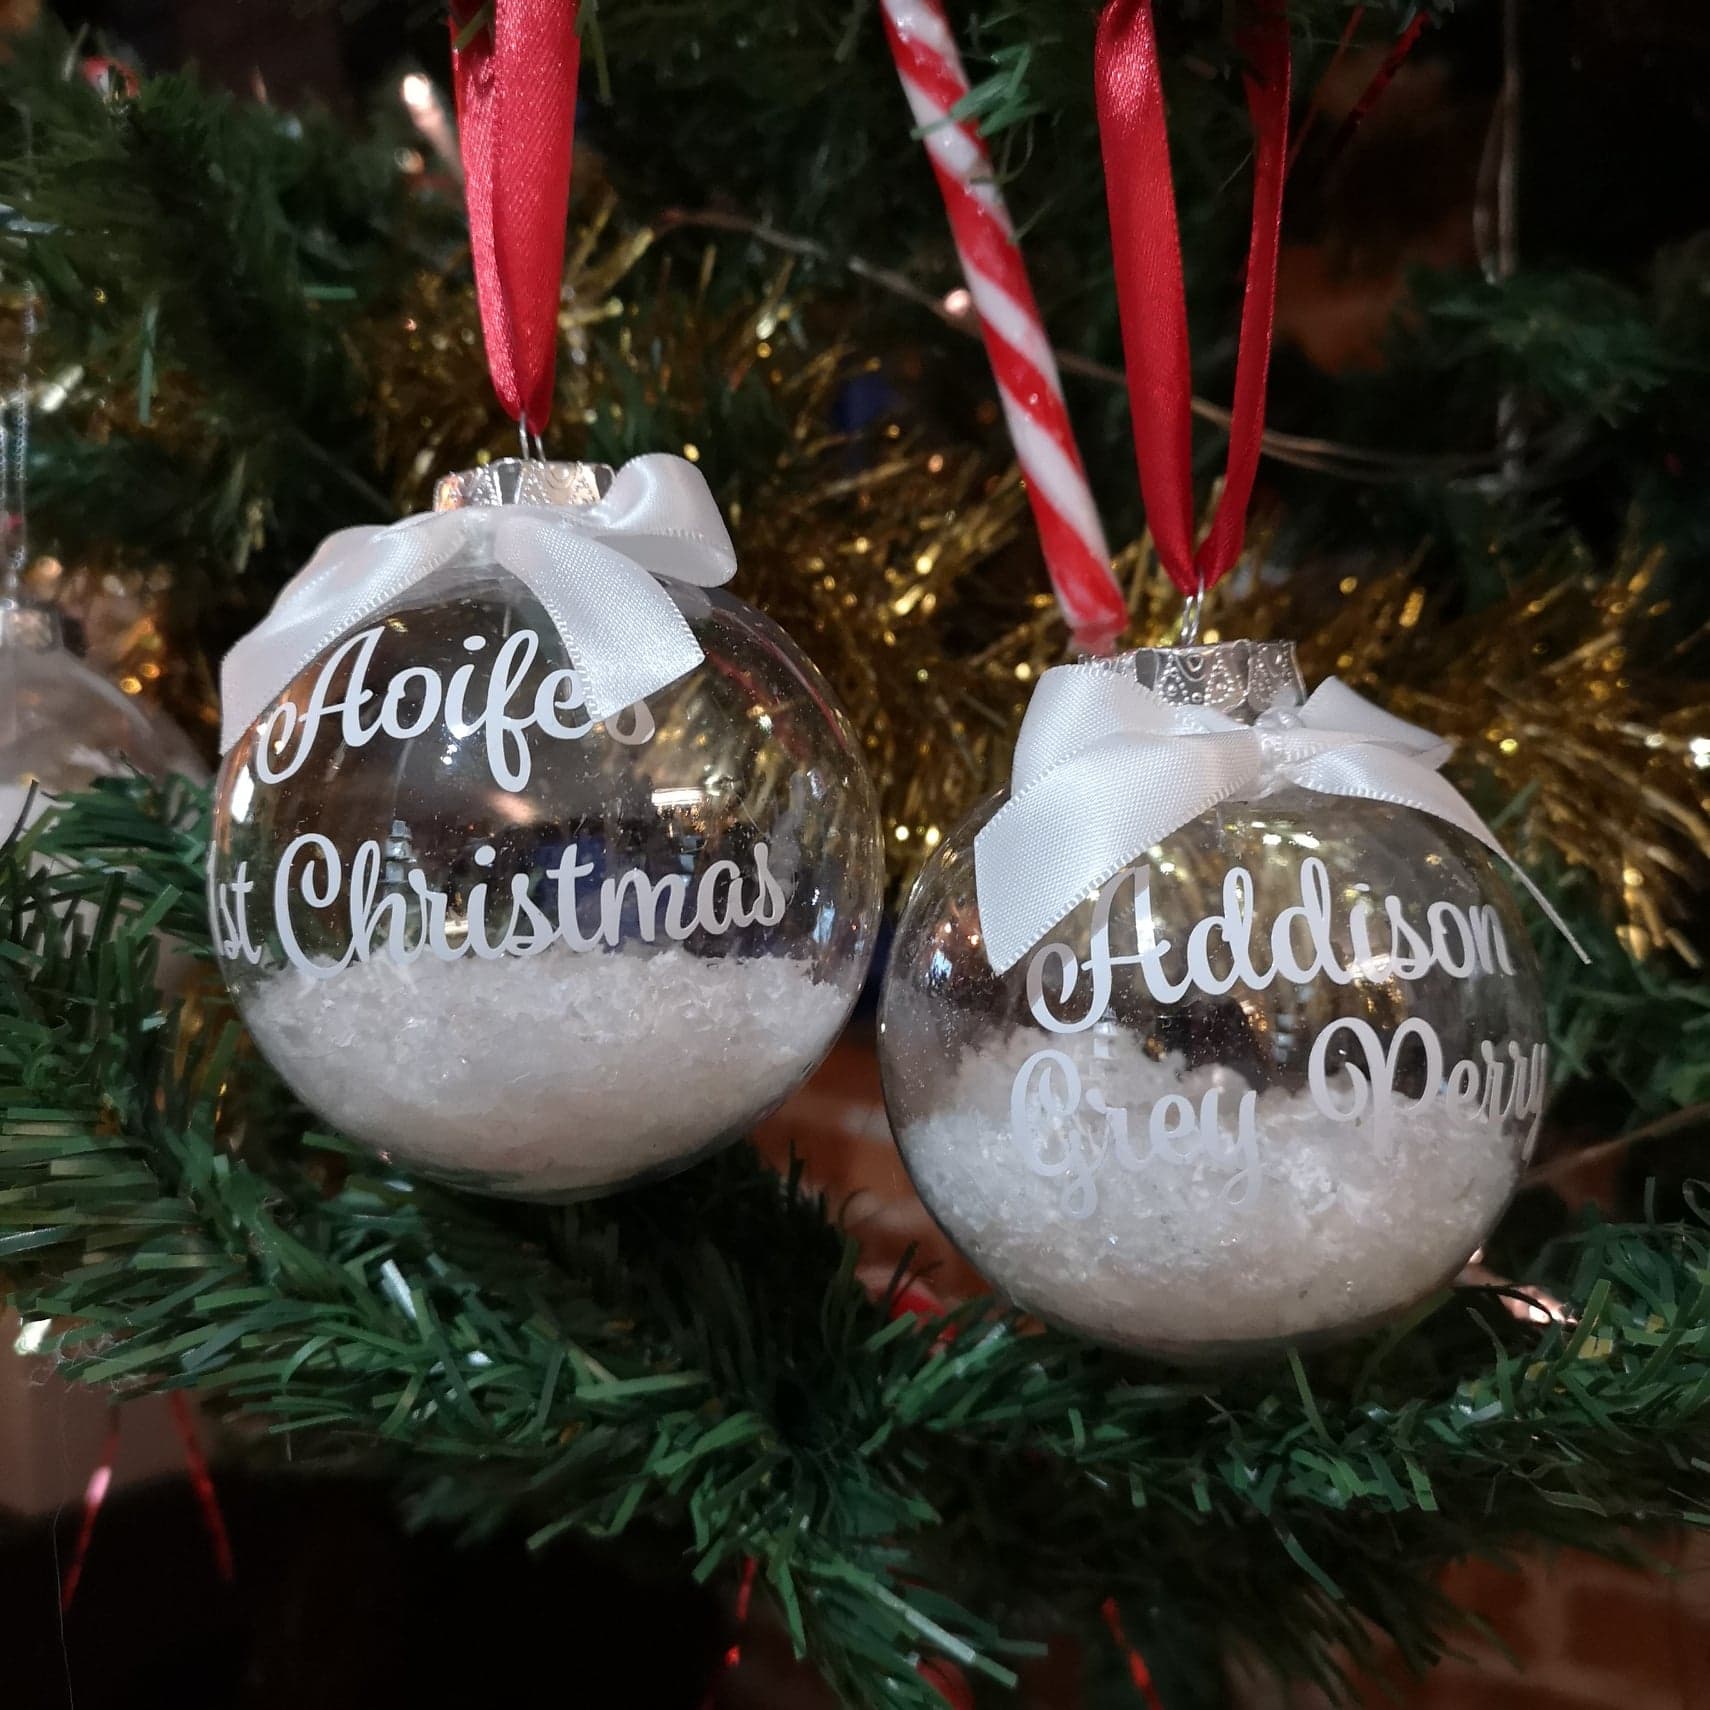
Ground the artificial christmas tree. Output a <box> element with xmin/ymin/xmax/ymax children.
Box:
<box><xmin>2</xmin><ymin>3</ymin><xmax>1708</xmax><ymax>1705</ymax></box>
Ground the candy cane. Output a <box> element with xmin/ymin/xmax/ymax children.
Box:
<box><xmin>881</xmin><ymin>0</ymin><xmax>1127</xmax><ymax>646</ymax></box>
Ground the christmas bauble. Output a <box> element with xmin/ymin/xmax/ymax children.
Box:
<box><xmin>0</xmin><ymin>599</ymin><xmax>204</xmax><ymax>830</ymax></box>
<box><xmin>209</xmin><ymin>459</ymin><xmax>884</xmax><ymax>1199</ymax></box>
<box><xmin>878</xmin><ymin>641</ymin><xmax>1548</xmax><ymax>1360</ymax></box>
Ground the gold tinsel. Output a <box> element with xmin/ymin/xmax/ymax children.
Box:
<box><xmin>1196</xmin><ymin>544</ymin><xmax>1710</xmax><ymax>965</ymax></box>
<box><xmin>360</xmin><ymin>196</ymin><xmax>1074</xmax><ymax>891</ymax></box>
<box><xmin>357</xmin><ymin>201</ymin><xmax>1710</xmax><ymax>954</ymax></box>
<box><xmin>18</xmin><ymin>555</ymin><xmax>219</xmax><ymax>747</ymax></box>
<box><xmin>0</xmin><ymin>290</ymin><xmax>220</xmax><ymax>750</ymax></box>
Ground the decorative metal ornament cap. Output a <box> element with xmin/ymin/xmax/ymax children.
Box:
<box><xmin>433</xmin><ymin>458</ymin><xmax>615</xmax><ymax>512</ymax></box>
<box><xmin>1128</xmin><ymin>638</ymin><xmax>1304</xmax><ymax>723</ymax></box>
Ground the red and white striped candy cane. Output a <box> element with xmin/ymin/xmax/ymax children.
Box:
<box><xmin>881</xmin><ymin>0</ymin><xmax>1127</xmax><ymax>646</ymax></box>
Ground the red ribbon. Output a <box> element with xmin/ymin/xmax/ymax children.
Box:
<box><xmin>59</xmin><ymin>1395</ymin><xmax>233</xmax><ymax>1614</ymax></box>
<box><xmin>168</xmin><ymin>1392</ymin><xmax>235</xmax><ymax>1584</ymax></box>
<box><xmin>59</xmin><ymin>1409</ymin><xmax>121</xmax><ymax>1614</ymax></box>
<box><xmin>1100</xmin><ymin>1597</ymin><xmax>1166</xmax><ymax>1710</ymax></box>
<box><xmin>698</xmin><ymin>1554</ymin><xmax>758</xmax><ymax>1708</ymax></box>
<box><xmin>1325</xmin><ymin>10</ymin><xmax>1432</xmax><ymax>164</ymax></box>
<box><xmin>449</xmin><ymin>0</ymin><xmax>582</xmax><ymax>435</ymax></box>
<box><xmin>1094</xmin><ymin>0</ymin><xmax>1291</xmax><ymax>599</ymax></box>
<box><xmin>1287</xmin><ymin>5</ymin><xmax>1363</xmax><ymax>175</ymax></box>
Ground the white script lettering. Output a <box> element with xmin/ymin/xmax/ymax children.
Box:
<box><xmin>229</xmin><ymin>836</ymin><xmax>790</xmax><ymax>977</ymax></box>
<box><xmin>1027</xmin><ymin>860</ymin><xmax>1517</xmax><ymax>1033</ymax></box>
<box><xmin>253</xmin><ymin>625</ymin><xmax>655</xmax><ymax>790</ymax></box>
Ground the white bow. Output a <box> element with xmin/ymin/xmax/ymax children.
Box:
<box><xmin>973</xmin><ymin>661</ymin><xmax>1585</xmax><ymax>974</ymax></box>
<box><xmin>219</xmin><ymin>454</ymin><xmax>737</xmax><ymax>753</ymax></box>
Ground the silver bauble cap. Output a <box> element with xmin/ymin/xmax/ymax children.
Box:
<box><xmin>433</xmin><ymin>458</ymin><xmax>614</xmax><ymax>512</ymax></box>
<box><xmin>1127</xmin><ymin>639</ymin><xmax>1304</xmax><ymax>722</ymax></box>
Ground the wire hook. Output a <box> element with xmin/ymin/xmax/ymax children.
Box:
<box><xmin>516</xmin><ymin>421</ymin><xmax>548</xmax><ymax>464</ymax></box>
<box><xmin>1177</xmin><ymin>571</ymin><xmax>1206</xmax><ymax>647</ymax></box>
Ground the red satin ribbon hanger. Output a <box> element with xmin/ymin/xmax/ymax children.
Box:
<box><xmin>1094</xmin><ymin>0</ymin><xmax>1291</xmax><ymax>603</ymax></box>
<box><xmin>449</xmin><ymin>0</ymin><xmax>582</xmax><ymax>439</ymax></box>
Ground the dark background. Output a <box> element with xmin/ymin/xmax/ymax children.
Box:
<box><xmin>49</xmin><ymin>0</ymin><xmax>1710</xmax><ymax>269</ymax></box>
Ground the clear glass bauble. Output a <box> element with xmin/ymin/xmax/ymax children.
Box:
<box><xmin>878</xmin><ymin>641</ymin><xmax>1547</xmax><ymax>1361</ymax></box>
<box><xmin>210</xmin><ymin>467</ymin><xmax>884</xmax><ymax>1200</ymax></box>
<box><xmin>0</xmin><ymin>600</ymin><xmax>205</xmax><ymax>831</ymax></box>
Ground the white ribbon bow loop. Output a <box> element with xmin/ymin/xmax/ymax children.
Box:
<box><xmin>973</xmin><ymin>660</ymin><xmax>1585</xmax><ymax>975</ymax></box>
<box><xmin>219</xmin><ymin>453</ymin><xmax>738</xmax><ymax>754</ymax></box>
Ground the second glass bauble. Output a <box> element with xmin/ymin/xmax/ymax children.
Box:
<box><xmin>878</xmin><ymin>641</ymin><xmax>1547</xmax><ymax>1360</ymax></box>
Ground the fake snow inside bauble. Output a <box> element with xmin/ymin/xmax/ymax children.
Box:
<box><xmin>210</xmin><ymin>466</ymin><xmax>883</xmax><ymax>1200</ymax></box>
<box><xmin>877</xmin><ymin>642</ymin><xmax>1548</xmax><ymax>1360</ymax></box>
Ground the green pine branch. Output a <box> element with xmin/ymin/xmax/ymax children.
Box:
<box><xmin>10</xmin><ymin>6</ymin><xmax>1708</xmax><ymax>615</ymax></box>
<box><xmin>1</xmin><ymin>23</ymin><xmax>419</xmax><ymax>612</ymax></box>
<box><xmin>4</xmin><ymin>775</ymin><xmax>1709</xmax><ymax>1707</ymax></box>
